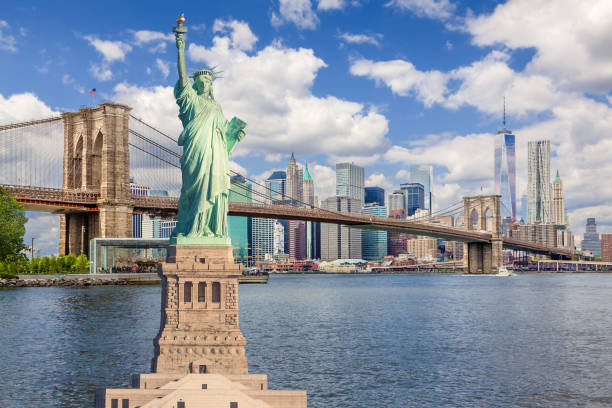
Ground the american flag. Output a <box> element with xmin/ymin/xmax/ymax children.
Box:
<box><xmin>89</xmin><ymin>88</ymin><xmax>96</xmax><ymax>95</ymax></box>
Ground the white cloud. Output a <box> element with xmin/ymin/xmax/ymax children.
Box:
<box><xmin>386</xmin><ymin>0</ymin><xmax>456</xmax><ymax>20</ymax></box>
<box><xmin>90</xmin><ymin>64</ymin><xmax>113</xmax><ymax>81</ymax></box>
<box><xmin>338</xmin><ymin>32</ymin><xmax>382</xmax><ymax>46</ymax></box>
<box><xmin>61</xmin><ymin>74</ymin><xmax>85</xmax><ymax>94</ymax></box>
<box><xmin>271</xmin><ymin>0</ymin><xmax>319</xmax><ymax>30</ymax></box>
<box><xmin>445</xmin><ymin>40</ymin><xmax>453</xmax><ymax>50</ymax></box>
<box><xmin>466</xmin><ymin>0</ymin><xmax>612</xmax><ymax>93</ymax></box>
<box><xmin>365</xmin><ymin>172</ymin><xmax>394</xmax><ymax>192</ymax></box>
<box><xmin>185</xmin><ymin>23</ymin><xmax>389</xmax><ymax>159</ymax></box>
<box><xmin>132</xmin><ymin>30</ymin><xmax>173</xmax><ymax>46</ymax></box>
<box><xmin>318</xmin><ymin>0</ymin><xmax>346</xmax><ymax>10</ymax></box>
<box><xmin>156</xmin><ymin>58</ymin><xmax>170</xmax><ymax>79</ymax></box>
<box><xmin>0</xmin><ymin>92</ymin><xmax>57</xmax><ymax>123</ymax></box>
<box><xmin>84</xmin><ymin>35</ymin><xmax>132</xmax><ymax>62</ymax></box>
<box><xmin>350</xmin><ymin>58</ymin><xmax>447</xmax><ymax>107</ymax></box>
<box><xmin>212</xmin><ymin>19</ymin><xmax>258</xmax><ymax>52</ymax></box>
<box><xmin>309</xmin><ymin>164</ymin><xmax>336</xmax><ymax>202</ymax></box>
<box><xmin>0</xmin><ymin>20</ymin><xmax>17</xmax><ymax>52</ymax></box>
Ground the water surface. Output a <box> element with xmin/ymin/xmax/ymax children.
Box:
<box><xmin>1</xmin><ymin>274</ymin><xmax>611</xmax><ymax>407</ymax></box>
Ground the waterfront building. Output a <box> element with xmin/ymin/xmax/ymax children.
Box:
<box><xmin>273</xmin><ymin>220</ymin><xmax>285</xmax><ymax>255</ymax></box>
<box><xmin>602</xmin><ymin>234</ymin><xmax>612</xmax><ymax>262</ymax></box>
<box><xmin>494</xmin><ymin>126</ymin><xmax>516</xmax><ymax>220</ymax></box>
<box><xmin>582</xmin><ymin>218</ymin><xmax>601</xmax><ymax>256</ymax></box>
<box><xmin>407</xmin><ymin>236</ymin><xmax>437</xmax><ymax>261</ymax></box>
<box><xmin>265</xmin><ymin>170</ymin><xmax>286</xmax><ymax>204</ymax></box>
<box><xmin>552</xmin><ymin>170</ymin><xmax>565</xmax><ymax>225</ymax></box>
<box><xmin>285</xmin><ymin>153</ymin><xmax>303</xmax><ymax>204</ymax></box>
<box><xmin>506</xmin><ymin>222</ymin><xmax>566</xmax><ymax>249</ymax></box>
<box><xmin>527</xmin><ymin>140</ymin><xmax>552</xmax><ymax>224</ymax></box>
<box><xmin>336</xmin><ymin>162</ymin><xmax>364</xmax><ymax>202</ymax></box>
<box><xmin>410</xmin><ymin>164</ymin><xmax>434</xmax><ymax>211</ymax></box>
<box><xmin>400</xmin><ymin>182</ymin><xmax>425</xmax><ymax>216</ymax></box>
<box><xmin>321</xmin><ymin>196</ymin><xmax>362</xmax><ymax>260</ymax></box>
<box><xmin>443</xmin><ymin>240</ymin><xmax>464</xmax><ymax>260</ymax></box>
<box><xmin>152</xmin><ymin>219</ymin><xmax>177</xmax><ymax>239</ymax></box>
<box><xmin>365</xmin><ymin>186</ymin><xmax>385</xmax><ymax>206</ymax></box>
<box><xmin>302</xmin><ymin>163</ymin><xmax>319</xmax><ymax>259</ymax></box>
<box><xmin>252</xmin><ymin>217</ymin><xmax>274</xmax><ymax>263</ymax></box>
<box><xmin>228</xmin><ymin>174</ymin><xmax>252</xmax><ymax>266</ymax></box>
<box><xmin>361</xmin><ymin>203</ymin><xmax>388</xmax><ymax>260</ymax></box>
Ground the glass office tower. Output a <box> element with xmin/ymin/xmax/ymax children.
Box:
<box><xmin>495</xmin><ymin>130</ymin><xmax>516</xmax><ymax>220</ymax></box>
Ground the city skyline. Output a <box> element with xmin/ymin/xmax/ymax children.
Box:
<box><xmin>1</xmin><ymin>1</ymin><xmax>611</xmax><ymax>254</ymax></box>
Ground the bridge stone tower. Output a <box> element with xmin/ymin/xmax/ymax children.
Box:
<box><xmin>59</xmin><ymin>103</ymin><xmax>132</xmax><ymax>255</ymax></box>
<box><xmin>463</xmin><ymin>195</ymin><xmax>503</xmax><ymax>274</ymax></box>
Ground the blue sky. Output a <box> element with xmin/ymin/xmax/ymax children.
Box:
<box><xmin>1</xmin><ymin>0</ymin><xmax>611</xmax><ymax>255</ymax></box>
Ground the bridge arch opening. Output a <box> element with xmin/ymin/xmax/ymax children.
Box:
<box><xmin>471</xmin><ymin>209</ymin><xmax>479</xmax><ymax>230</ymax></box>
<box><xmin>91</xmin><ymin>131</ymin><xmax>103</xmax><ymax>188</ymax></box>
<box><xmin>73</xmin><ymin>136</ymin><xmax>83</xmax><ymax>189</ymax></box>
<box><xmin>485</xmin><ymin>207</ymin><xmax>493</xmax><ymax>231</ymax></box>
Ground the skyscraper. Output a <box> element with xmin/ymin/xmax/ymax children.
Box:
<box><xmin>321</xmin><ymin>196</ymin><xmax>362</xmax><ymax>260</ymax></box>
<box><xmin>302</xmin><ymin>163</ymin><xmax>319</xmax><ymax>259</ymax></box>
<box><xmin>361</xmin><ymin>204</ymin><xmax>388</xmax><ymax>260</ymax></box>
<box><xmin>388</xmin><ymin>191</ymin><xmax>406</xmax><ymax>216</ymax></box>
<box><xmin>494</xmin><ymin>124</ymin><xmax>516</xmax><ymax>220</ymax></box>
<box><xmin>365</xmin><ymin>187</ymin><xmax>385</xmax><ymax>206</ymax></box>
<box><xmin>266</xmin><ymin>171</ymin><xmax>286</xmax><ymax>204</ymax></box>
<box><xmin>252</xmin><ymin>217</ymin><xmax>274</xmax><ymax>262</ymax></box>
<box><xmin>552</xmin><ymin>170</ymin><xmax>565</xmax><ymax>225</ymax></box>
<box><xmin>288</xmin><ymin>220</ymin><xmax>307</xmax><ymax>260</ymax></box>
<box><xmin>336</xmin><ymin>162</ymin><xmax>364</xmax><ymax>202</ymax></box>
<box><xmin>582</xmin><ymin>218</ymin><xmax>601</xmax><ymax>256</ymax></box>
<box><xmin>409</xmin><ymin>165</ymin><xmax>434</xmax><ymax>211</ymax></box>
<box><xmin>302</xmin><ymin>163</ymin><xmax>315</xmax><ymax>208</ymax></box>
<box><xmin>527</xmin><ymin>140</ymin><xmax>552</xmax><ymax>224</ymax></box>
<box><xmin>228</xmin><ymin>174</ymin><xmax>252</xmax><ymax>266</ymax></box>
<box><xmin>400</xmin><ymin>182</ymin><xmax>425</xmax><ymax>216</ymax></box>
<box><xmin>285</xmin><ymin>153</ymin><xmax>303</xmax><ymax>204</ymax></box>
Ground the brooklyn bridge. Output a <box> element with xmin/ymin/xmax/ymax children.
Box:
<box><xmin>0</xmin><ymin>103</ymin><xmax>573</xmax><ymax>274</ymax></box>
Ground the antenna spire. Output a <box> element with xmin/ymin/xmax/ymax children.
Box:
<box><xmin>503</xmin><ymin>96</ymin><xmax>506</xmax><ymax>130</ymax></box>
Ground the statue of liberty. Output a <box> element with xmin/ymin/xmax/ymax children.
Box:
<box><xmin>170</xmin><ymin>15</ymin><xmax>246</xmax><ymax>246</ymax></box>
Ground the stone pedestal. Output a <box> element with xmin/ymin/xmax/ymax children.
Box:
<box><xmin>151</xmin><ymin>245</ymin><xmax>248</xmax><ymax>375</ymax></box>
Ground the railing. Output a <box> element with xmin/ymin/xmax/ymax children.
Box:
<box><xmin>1</xmin><ymin>184</ymin><xmax>100</xmax><ymax>204</ymax></box>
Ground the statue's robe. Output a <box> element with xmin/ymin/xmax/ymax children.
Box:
<box><xmin>172</xmin><ymin>77</ymin><xmax>245</xmax><ymax>238</ymax></box>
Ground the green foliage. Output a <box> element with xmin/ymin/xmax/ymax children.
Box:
<box><xmin>71</xmin><ymin>254</ymin><xmax>90</xmax><ymax>274</ymax></box>
<box><xmin>0</xmin><ymin>188</ymin><xmax>27</xmax><ymax>262</ymax></box>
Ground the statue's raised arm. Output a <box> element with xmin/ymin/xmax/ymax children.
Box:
<box><xmin>174</xmin><ymin>14</ymin><xmax>188</xmax><ymax>83</ymax></box>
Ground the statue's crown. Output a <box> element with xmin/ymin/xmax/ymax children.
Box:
<box><xmin>190</xmin><ymin>67</ymin><xmax>221</xmax><ymax>80</ymax></box>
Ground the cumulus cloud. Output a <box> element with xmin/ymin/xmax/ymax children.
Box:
<box><xmin>90</xmin><ymin>64</ymin><xmax>113</xmax><ymax>81</ymax></box>
<box><xmin>155</xmin><ymin>58</ymin><xmax>170</xmax><ymax>79</ymax></box>
<box><xmin>338</xmin><ymin>32</ymin><xmax>382</xmax><ymax>47</ymax></box>
<box><xmin>318</xmin><ymin>0</ymin><xmax>347</xmax><ymax>10</ymax></box>
<box><xmin>212</xmin><ymin>19</ymin><xmax>258</xmax><ymax>52</ymax></box>
<box><xmin>365</xmin><ymin>172</ymin><xmax>394</xmax><ymax>192</ymax></box>
<box><xmin>0</xmin><ymin>92</ymin><xmax>58</xmax><ymax>123</ymax></box>
<box><xmin>132</xmin><ymin>30</ymin><xmax>173</xmax><ymax>50</ymax></box>
<box><xmin>61</xmin><ymin>74</ymin><xmax>85</xmax><ymax>94</ymax></box>
<box><xmin>185</xmin><ymin>23</ymin><xmax>389</xmax><ymax>159</ymax></box>
<box><xmin>386</xmin><ymin>0</ymin><xmax>456</xmax><ymax>20</ymax></box>
<box><xmin>271</xmin><ymin>0</ymin><xmax>319</xmax><ymax>30</ymax></box>
<box><xmin>309</xmin><ymin>164</ymin><xmax>336</xmax><ymax>202</ymax></box>
<box><xmin>24</xmin><ymin>213</ymin><xmax>60</xmax><ymax>257</ymax></box>
<box><xmin>466</xmin><ymin>0</ymin><xmax>612</xmax><ymax>93</ymax></box>
<box><xmin>0</xmin><ymin>20</ymin><xmax>17</xmax><ymax>52</ymax></box>
<box><xmin>84</xmin><ymin>35</ymin><xmax>132</xmax><ymax>62</ymax></box>
<box><xmin>350</xmin><ymin>58</ymin><xmax>447</xmax><ymax>107</ymax></box>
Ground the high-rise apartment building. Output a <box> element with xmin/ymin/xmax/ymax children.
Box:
<box><xmin>400</xmin><ymin>182</ymin><xmax>425</xmax><ymax>216</ymax></box>
<box><xmin>365</xmin><ymin>187</ymin><xmax>385</xmax><ymax>206</ymax></box>
<box><xmin>361</xmin><ymin>204</ymin><xmax>388</xmax><ymax>260</ymax></box>
<box><xmin>288</xmin><ymin>220</ymin><xmax>307</xmax><ymax>260</ymax></box>
<box><xmin>252</xmin><ymin>217</ymin><xmax>275</xmax><ymax>263</ymax></box>
<box><xmin>582</xmin><ymin>218</ymin><xmax>601</xmax><ymax>255</ymax></box>
<box><xmin>520</xmin><ymin>194</ymin><xmax>528</xmax><ymax>222</ymax></box>
<box><xmin>336</xmin><ymin>162</ymin><xmax>364</xmax><ymax>202</ymax></box>
<box><xmin>321</xmin><ymin>196</ymin><xmax>362</xmax><ymax>260</ymax></box>
<box><xmin>552</xmin><ymin>170</ymin><xmax>565</xmax><ymax>225</ymax></box>
<box><xmin>266</xmin><ymin>171</ymin><xmax>286</xmax><ymax>204</ymax></box>
<box><xmin>388</xmin><ymin>191</ymin><xmax>406</xmax><ymax>215</ymax></box>
<box><xmin>495</xmin><ymin>127</ymin><xmax>516</xmax><ymax>220</ymax></box>
<box><xmin>410</xmin><ymin>165</ymin><xmax>434</xmax><ymax>211</ymax></box>
<box><xmin>228</xmin><ymin>174</ymin><xmax>252</xmax><ymax>266</ymax></box>
<box><xmin>273</xmin><ymin>220</ymin><xmax>285</xmax><ymax>255</ymax></box>
<box><xmin>527</xmin><ymin>140</ymin><xmax>552</xmax><ymax>224</ymax></box>
<box><xmin>285</xmin><ymin>153</ymin><xmax>303</xmax><ymax>204</ymax></box>
<box><xmin>601</xmin><ymin>234</ymin><xmax>612</xmax><ymax>262</ymax></box>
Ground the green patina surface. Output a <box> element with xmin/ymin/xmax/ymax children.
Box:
<box><xmin>170</xmin><ymin>18</ymin><xmax>246</xmax><ymax>247</ymax></box>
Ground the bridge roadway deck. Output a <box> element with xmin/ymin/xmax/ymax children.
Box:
<box><xmin>2</xmin><ymin>184</ymin><xmax>572</xmax><ymax>256</ymax></box>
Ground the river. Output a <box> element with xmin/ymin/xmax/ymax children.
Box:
<box><xmin>1</xmin><ymin>273</ymin><xmax>611</xmax><ymax>407</ymax></box>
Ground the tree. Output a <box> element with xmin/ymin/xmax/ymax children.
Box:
<box><xmin>0</xmin><ymin>188</ymin><xmax>27</xmax><ymax>262</ymax></box>
<box><xmin>71</xmin><ymin>254</ymin><xmax>89</xmax><ymax>274</ymax></box>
